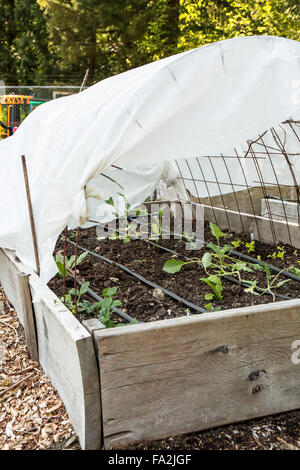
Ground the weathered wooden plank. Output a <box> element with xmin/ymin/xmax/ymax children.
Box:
<box><xmin>0</xmin><ymin>249</ymin><xmax>28</xmax><ymax>325</ymax></box>
<box><xmin>261</xmin><ymin>198</ymin><xmax>300</xmax><ymax>224</ymax></box>
<box><xmin>18</xmin><ymin>273</ymin><xmax>39</xmax><ymax>361</ymax></box>
<box><xmin>190</xmin><ymin>186</ymin><xmax>294</xmax><ymax>216</ymax></box>
<box><xmin>29</xmin><ymin>274</ymin><xmax>102</xmax><ymax>450</ymax></box>
<box><xmin>202</xmin><ymin>204</ymin><xmax>300</xmax><ymax>247</ymax></box>
<box><xmin>82</xmin><ymin>318</ymin><xmax>105</xmax><ymax>355</ymax></box>
<box><xmin>0</xmin><ymin>248</ymin><xmax>102</xmax><ymax>449</ymax></box>
<box><xmin>0</xmin><ymin>249</ymin><xmax>38</xmax><ymax>359</ymax></box>
<box><xmin>96</xmin><ymin>299</ymin><xmax>300</xmax><ymax>449</ymax></box>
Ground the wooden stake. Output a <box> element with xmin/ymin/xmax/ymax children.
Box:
<box><xmin>80</xmin><ymin>68</ymin><xmax>89</xmax><ymax>92</ymax></box>
<box><xmin>21</xmin><ymin>155</ymin><xmax>40</xmax><ymax>277</ymax></box>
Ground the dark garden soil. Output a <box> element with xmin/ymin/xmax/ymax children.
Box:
<box><xmin>49</xmin><ymin>221</ymin><xmax>300</xmax><ymax>325</ymax></box>
<box><xmin>123</xmin><ymin>409</ymin><xmax>300</xmax><ymax>450</ymax></box>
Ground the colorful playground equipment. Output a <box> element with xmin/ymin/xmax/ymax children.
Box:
<box><xmin>0</xmin><ymin>95</ymin><xmax>45</xmax><ymax>139</ymax></box>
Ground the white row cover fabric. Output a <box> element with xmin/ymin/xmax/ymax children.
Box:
<box><xmin>0</xmin><ymin>35</ymin><xmax>299</xmax><ymax>287</ymax></box>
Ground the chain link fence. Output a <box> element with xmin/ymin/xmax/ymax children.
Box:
<box><xmin>3</xmin><ymin>85</ymin><xmax>85</xmax><ymax>102</ymax></box>
<box><xmin>0</xmin><ymin>85</ymin><xmax>88</xmax><ymax>138</ymax></box>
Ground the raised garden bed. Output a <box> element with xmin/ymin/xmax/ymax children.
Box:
<box><xmin>1</xmin><ymin>217</ymin><xmax>300</xmax><ymax>449</ymax></box>
<box><xmin>51</xmin><ymin>221</ymin><xmax>300</xmax><ymax>322</ymax></box>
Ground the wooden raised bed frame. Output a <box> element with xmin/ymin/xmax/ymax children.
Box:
<box><xmin>1</xmin><ymin>224</ymin><xmax>300</xmax><ymax>449</ymax></box>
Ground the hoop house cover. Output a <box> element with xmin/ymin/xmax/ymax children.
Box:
<box><xmin>0</xmin><ymin>35</ymin><xmax>299</xmax><ymax>286</ymax></box>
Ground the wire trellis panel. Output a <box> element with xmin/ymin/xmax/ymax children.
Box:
<box><xmin>175</xmin><ymin>120</ymin><xmax>300</xmax><ymax>247</ymax></box>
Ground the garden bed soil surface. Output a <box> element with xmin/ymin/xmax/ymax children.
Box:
<box><xmin>50</xmin><ymin>222</ymin><xmax>300</xmax><ymax>325</ymax></box>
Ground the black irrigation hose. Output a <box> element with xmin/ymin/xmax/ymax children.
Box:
<box><xmin>227</xmin><ymin>247</ymin><xmax>300</xmax><ymax>283</ymax></box>
<box><xmin>127</xmin><ymin>215</ymin><xmax>300</xmax><ymax>284</ymax></box>
<box><xmin>67</xmin><ymin>239</ymin><xmax>207</xmax><ymax>314</ymax></box>
<box><xmin>89</xmin><ymin>220</ymin><xmax>293</xmax><ymax>301</ymax></box>
<box><xmin>74</xmin><ymin>276</ymin><xmax>136</xmax><ymax>324</ymax></box>
<box><xmin>146</xmin><ymin>239</ymin><xmax>292</xmax><ymax>301</ymax></box>
<box><xmin>124</xmin><ymin>219</ymin><xmax>293</xmax><ymax>301</ymax></box>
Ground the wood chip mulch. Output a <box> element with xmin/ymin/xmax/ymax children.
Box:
<box><xmin>0</xmin><ymin>287</ymin><xmax>79</xmax><ymax>450</ymax></box>
<box><xmin>0</xmin><ymin>286</ymin><xmax>299</xmax><ymax>451</ymax></box>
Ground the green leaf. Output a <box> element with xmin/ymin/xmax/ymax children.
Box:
<box><xmin>205</xmin><ymin>293</ymin><xmax>214</xmax><ymax>301</ymax></box>
<box><xmin>220</xmin><ymin>244</ymin><xmax>231</xmax><ymax>255</ymax></box>
<box><xmin>105</xmin><ymin>197</ymin><xmax>114</xmax><ymax>206</ymax></box>
<box><xmin>163</xmin><ymin>258</ymin><xmax>186</xmax><ymax>274</ymax></box>
<box><xmin>103</xmin><ymin>286</ymin><xmax>118</xmax><ymax>297</ymax></box>
<box><xmin>202</xmin><ymin>252</ymin><xmax>212</xmax><ymax>271</ymax></box>
<box><xmin>290</xmin><ymin>267</ymin><xmax>300</xmax><ymax>277</ymax></box>
<box><xmin>100</xmin><ymin>297</ymin><xmax>113</xmax><ymax>313</ymax></box>
<box><xmin>69</xmin><ymin>288</ymin><xmax>79</xmax><ymax>296</ymax></box>
<box><xmin>68</xmin><ymin>255</ymin><xmax>76</xmax><ymax>269</ymax></box>
<box><xmin>200</xmin><ymin>275</ymin><xmax>223</xmax><ymax>301</ymax></box>
<box><xmin>55</xmin><ymin>260</ymin><xmax>64</xmax><ymax>278</ymax></box>
<box><xmin>77</xmin><ymin>251</ymin><xmax>89</xmax><ymax>265</ymax></box>
<box><xmin>207</xmin><ymin>243</ymin><xmax>220</xmax><ymax>255</ymax></box>
<box><xmin>233</xmin><ymin>261</ymin><xmax>253</xmax><ymax>273</ymax></box>
<box><xmin>261</xmin><ymin>262</ymin><xmax>271</xmax><ymax>280</ymax></box>
<box><xmin>252</xmin><ymin>263</ymin><xmax>264</xmax><ymax>271</ymax></box>
<box><xmin>204</xmin><ymin>302</ymin><xmax>213</xmax><ymax>311</ymax></box>
<box><xmin>274</xmin><ymin>279</ymin><xmax>291</xmax><ymax>289</ymax></box>
<box><xmin>243</xmin><ymin>281</ymin><xmax>259</xmax><ymax>295</ymax></box>
<box><xmin>210</xmin><ymin>222</ymin><xmax>226</xmax><ymax>241</ymax></box>
<box><xmin>207</xmin><ymin>274</ymin><xmax>220</xmax><ymax>284</ymax></box>
<box><xmin>79</xmin><ymin>282</ymin><xmax>90</xmax><ymax>295</ymax></box>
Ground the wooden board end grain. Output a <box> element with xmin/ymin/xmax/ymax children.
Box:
<box><xmin>0</xmin><ymin>249</ymin><xmax>27</xmax><ymax>326</ymax></box>
<box><xmin>18</xmin><ymin>272</ymin><xmax>39</xmax><ymax>361</ymax></box>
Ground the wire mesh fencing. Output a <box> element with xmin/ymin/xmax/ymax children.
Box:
<box><xmin>175</xmin><ymin>119</ymin><xmax>300</xmax><ymax>247</ymax></box>
<box><xmin>0</xmin><ymin>85</ymin><xmax>88</xmax><ymax>138</ymax></box>
<box><xmin>3</xmin><ymin>85</ymin><xmax>85</xmax><ymax>102</ymax></box>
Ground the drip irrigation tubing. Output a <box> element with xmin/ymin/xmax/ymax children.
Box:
<box><xmin>226</xmin><ymin>247</ymin><xmax>300</xmax><ymax>283</ymax></box>
<box><xmin>126</xmin><ymin>215</ymin><xmax>300</xmax><ymax>283</ymax></box>
<box><xmin>146</xmin><ymin>238</ymin><xmax>292</xmax><ymax>301</ymax></box>
<box><xmin>92</xmin><ymin>221</ymin><xmax>292</xmax><ymax>301</ymax></box>
<box><xmin>74</xmin><ymin>276</ymin><xmax>136</xmax><ymax>324</ymax></box>
<box><xmin>67</xmin><ymin>239</ymin><xmax>207</xmax><ymax>314</ymax></box>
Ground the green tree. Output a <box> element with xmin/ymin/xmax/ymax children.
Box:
<box><xmin>38</xmin><ymin>0</ymin><xmax>154</xmax><ymax>83</ymax></box>
<box><xmin>0</xmin><ymin>0</ymin><xmax>54</xmax><ymax>85</ymax></box>
<box><xmin>179</xmin><ymin>0</ymin><xmax>300</xmax><ymax>51</ymax></box>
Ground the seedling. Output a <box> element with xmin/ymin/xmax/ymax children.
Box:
<box><xmin>56</xmin><ymin>251</ymin><xmax>89</xmax><ymax>278</ymax></box>
<box><xmin>245</xmin><ymin>241</ymin><xmax>255</xmax><ymax>253</ymax></box>
<box><xmin>98</xmin><ymin>287</ymin><xmax>122</xmax><ymax>328</ymax></box>
<box><xmin>231</xmin><ymin>239</ymin><xmax>243</xmax><ymax>249</ymax></box>
<box><xmin>243</xmin><ymin>262</ymin><xmax>291</xmax><ymax>301</ymax></box>
<box><xmin>201</xmin><ymin>275</ymin><xmax>223</xmax><ymax>301</ymax></box>
<box><xmin>61</xmin><ymin>281</ymin><xmax>90</xmax><ymax>315</ymax></box>
<box><xmin>104</xmin><ymin>194</ymin><xmax>156</xmax><ymax>243</ymax></box>
<box><xmin>268</xmin><ymin>246</ymin><xmax>286</xmax><ymax>261</ymax></box>
<box><xmin>163</xmin><ymin>222</ymin><xmax>298</xmax><ymax>306</ymax></box>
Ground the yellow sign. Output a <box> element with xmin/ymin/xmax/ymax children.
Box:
<box><xmin>0</xmin><ymin>95</ymin><xmax>33</xmax><ymax>105</ymax></box>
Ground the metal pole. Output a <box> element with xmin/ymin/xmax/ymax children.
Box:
<box><xmin>21</xmin><ymin>154</ymin><xmax>40</xmax><ymax>276</ymax></box>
